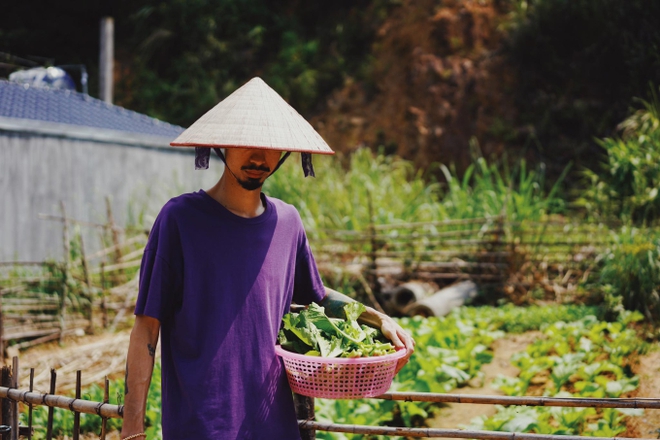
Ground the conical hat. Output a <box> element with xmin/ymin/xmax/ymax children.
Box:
<box><xmin>170</xmin><ymin>77</ymin><xmax>334</xmax><ymax>155</ymax></box>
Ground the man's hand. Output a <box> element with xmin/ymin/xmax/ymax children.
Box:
<box><xmin>320</xmin><ymin>287</ymin><xmax>415</xmax><ymax>374</ymax></box>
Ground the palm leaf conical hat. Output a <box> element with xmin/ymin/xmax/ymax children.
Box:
<box><xmin>170</xmin><ymin>77</ymin><xmax>334</xmax><ymax>155</ymax></box>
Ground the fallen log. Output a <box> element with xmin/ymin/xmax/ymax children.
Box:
<box><xmin>403</xmin><ymin>280</ymin><xmax>478</xmax><ymax>317</ymax></box>
<box><xmin>388</xmin><ymin>281</ymin><xmax>436</xmax><ymax>313</ymax></box>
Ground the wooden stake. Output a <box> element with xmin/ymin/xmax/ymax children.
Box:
<box><xmin>99</xmin><ymin>376</ymin><xmax>109</xmax><ymax>439</ymax></box>
<box><xmin>27</xmin><ymin>369</ymin><xmax>33</xmax><ymax>440</ymax></box>
<box><xmin>9</xmin><ymin>358</ymin><xmax>17</xmax><ymax>440</ymax></box>
<box><xmin>0</xmin><ymin>366</ymin><xmax>10</xmax><ymax>440</ymax></box>
<box><xmin>294</xmin><ymin>393</ymin><xmax>315</xmax><ymax>440</ymax></box>
<box><xmin>45</xmin><ymin>369</ymin><xmax>56</xmax><ymax>440</ymax></box>
<box><xmin>0</xmin><ymin>288</ymin><xmax>4</xmax><ymax>362</ymax></box>
<box><xmin>73</xmin><ymin>370</ymin><xmax>81</xmax><ymax>440</ymax></box>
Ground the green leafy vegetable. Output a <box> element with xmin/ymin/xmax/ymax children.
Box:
<box><xmin>278</xmin><ymin>302</ymin><xmax>396</xmax><ymax>358</ymax></box>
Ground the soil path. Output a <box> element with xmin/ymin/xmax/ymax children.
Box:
<box><xmin>629</xmin><ymin>350</ymin><xmax>660</xmax><ymax>439</ymax></box>
<box><xmin>426</xmin><ymin>332</ymin><xmax>540</xmax><ymax>438</ymax></box>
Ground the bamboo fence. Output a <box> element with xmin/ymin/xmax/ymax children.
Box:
<box><xmin>0</xmin><ymin>354</ymin><xmax>658</xmax><ymax>440</ymax></box>
<box><xmin>314</xmin><ymin>216</ymin><xmax>620</xmax><ymax>310</ymax></box>
<box><xmin>0</xmin><ymin>199</ymin><xmax>147</xmax><ymax>357</ymax></box>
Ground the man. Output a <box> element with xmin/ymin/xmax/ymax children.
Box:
<box><xmin>120</xmin><ymin>78</ymin><xmax>415</xmax><ymax>440</ymax></box>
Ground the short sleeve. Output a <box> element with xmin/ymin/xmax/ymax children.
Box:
<box><xmin>292</xmin><ymin>229</ymin><xmax>325</xmax><ymax>305</ymax></box>
<box><xmin>134</xmin><ymin>205</ymin><xmax>184</xmax><ymax>322</ymax></box>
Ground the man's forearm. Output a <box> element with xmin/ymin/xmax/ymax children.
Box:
<box><xmin>320</xmin><ymin>286</ymin><xmax>381</xmax><ymax>327</ymax></box>
<box><xmin>121</xmin><ymin>315</ymin><xmax>160</xmax><ymax>436</ymax></box>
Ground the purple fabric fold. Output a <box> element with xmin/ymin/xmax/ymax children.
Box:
<box><xmin>195</xmin><ymin>147</ymin><xmax>211</xmax><ymax>170</ymax></box>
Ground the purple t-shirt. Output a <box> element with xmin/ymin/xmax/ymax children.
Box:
<box><xmin>135</xmin><ymin>190</ymin><xmax>325</xmax><ymax>439</ymax></box>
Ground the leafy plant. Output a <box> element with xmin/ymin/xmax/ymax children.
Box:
<box><xmin>438</xmin><ymin>141</ymin><xmax>569</xmax><ymax>223</ymax></box>
<box><xmin>598</xmin><ymin>227</ymin><xmax>660</xmax><ymax>321</ymax></box>
<box><xmin>278</xmin><ymin>302</ymin><xmax>395</xmax><ymax>357</ymax></box>
<box><xmin>472</xmin><ymin>312</ymin><xmax>646</xmax><ymax>436</ymax></box>
<box><xmin>579</xmin><ymin>88</ymin><xmax>660</xmax><ymax>225</ymax></box>
<box><xmin>315</xmin><ymin>304</ymin><xmax>609</xmax><ymax>439</ymax></box>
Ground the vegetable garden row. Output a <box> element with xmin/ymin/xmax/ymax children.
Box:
<box><xmin>1</xmin><ymin>304</ymin><xmax>654</xmax><ymax>439</ymax></box>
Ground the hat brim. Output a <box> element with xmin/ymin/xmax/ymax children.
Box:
<box><xmin>170</xmin><ymin>142</ymin><xmax>335</xmax><ymax>155</ymax></box>
<box><xmin>169</xmin><ymin>77</ymin><xmax>334</xmax><ymax>155</ymax></box>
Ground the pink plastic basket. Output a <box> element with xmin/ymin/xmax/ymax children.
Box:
<box><xmin>275</xmin><ymin>345</ymin><xmax>405</xmax><ymax>399</ymax></box>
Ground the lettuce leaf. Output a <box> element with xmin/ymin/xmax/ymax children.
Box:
<box><xmin>278</xmin><ymin>302</ymin><xmax>396</xmax><ymax>358</ymax></box>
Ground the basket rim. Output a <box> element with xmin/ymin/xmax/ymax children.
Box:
<box><xmin>275</xmin><ymin>344</ymin><xmax>406</xmax><ymax>364</ymax></box>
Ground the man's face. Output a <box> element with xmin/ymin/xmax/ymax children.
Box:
<box><xmin>225</xmin><ymin>148</ymin><xmax>283</xmax><ymax>191</ymax></box>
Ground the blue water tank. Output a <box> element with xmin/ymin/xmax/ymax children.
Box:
<box><xmin>9</xmin><ymin>66</ymin><xmax>77</xmax><ymax>91</ymax></box>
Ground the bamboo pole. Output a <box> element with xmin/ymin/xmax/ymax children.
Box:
<box><xmin>105</xmin><ymin>197</ymin><xmax>126</xmax><ymax>283</ymax></box>
<box><xmin>39</xmin><ymin>214</ymin><xmax>112</xmax><ymax>230</ymax></box>
<box><xmin>327</xmin><ymin>228</ymin><xmax>505</xmax><ymax>240</ymax></box>
<box><xmin>100</xmin><ymin>262</ymin><xmax>108</xmax><ymax>329</ymax></box>
<box><xmin>78</xmin><ymin>233</ymin><xmax>94</xmax><ymax>334</ymax></box>
<box><xmin>9</xmin><ymin>358</ymin><xmax>17</xmax><ymax>440</ymax></box>
<box><xmin>376</xmin><ymin>391</ymin><xmax>660</xmax><ymax>409</ymax></box>
<box><xmin>90</xmin><ymin>259</ymin><xmax>141</xmax><ymax>274</ymax></box>
<box><xmin>0</xmin><ymin>387</ymin><xmax>122</xmax><ymax>418</ymax></box>
<box><xmin>86</xmin><ymin>235</ymin><xmax>147</xmax><ymax>261</ymax></box>
<box><xmin>0</xmin><ymin>262</ymin><xmax>52</xmax><ymax>266</ymax></box>
<box><xmin>298</xmin><ymin>420</ymin><xmax>656</xmax><ymax>439</ymax></box>
<box><xmin>117</xmin><ymin>247</ymin><xmax>145</xmax><ymax>263</ymax></box>
<box><xmin>370</xmin><ymin>216</ymin><xmax>504</xmax><ymax>230</ymax></box>
<box><xmin>59</xmin><ymin>202</ymin><xmax>70</xmax><ymax>344</ymax></box>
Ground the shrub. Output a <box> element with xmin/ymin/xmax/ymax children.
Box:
<box><xmin>579</xmin><ymin>88</ymin><xmax>660</xmax><ymax>225</ymax></box>
<box><xmin>599</xmin><ymin>227</ymin><xmax>660</xmax><ymax>322</ymax></box>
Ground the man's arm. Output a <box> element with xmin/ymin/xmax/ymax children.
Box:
<box><xmin>121</xmin><ymin>315</ymin><xmax>160</xmax><ymax>439</ymax></box>
<box><xmin>319</xmin><ymin>287</ymin><xmax>415</xmax><ymax>373</ymax></box>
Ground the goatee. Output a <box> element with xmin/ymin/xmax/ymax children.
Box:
<box><xmin>237</xmin><ymin>178</ymin><xmax>263</xmax><ymax>191</ymax></box>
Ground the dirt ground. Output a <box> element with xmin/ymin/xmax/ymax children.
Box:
<box><xmin>629</xmin><ymin>350</ymin><xmax>660</xmax><ymax>439</ymax></box>
<box><xmin>427</xmin><ymin>332</ymin><xmax>541</xmax><ymax>438</ymax></box>
<box><xmin>11</xmin><ymin>329</ymin><xmax>660</xmax><ymax>439</ymax></box>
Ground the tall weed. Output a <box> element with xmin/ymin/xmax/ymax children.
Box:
<box><xmin>579</xmin><ymin>89</ymin><xmax>660</xmax><ymax>225</ymax></box>
<box><xmin>439</xmin><ymin>141</ymin><xmax>568</xmax><ymax>222</ymax></box>
<box><xmin>265</xmin><ymin>147</ymin><xmax>567</xmax><ymax>237</ymax></box>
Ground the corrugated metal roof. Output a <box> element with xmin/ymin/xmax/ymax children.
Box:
<box><xmin>0</xmin><ymin>80</ymin><xmax>184</xmax><ymax>138</ymax></box>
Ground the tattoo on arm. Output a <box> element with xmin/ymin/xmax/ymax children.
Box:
<box><xmin>124</xmin><ymin>368</ymin><xmax>129</xmax><ymax>395</ymax></box>
<box><xmin>148</xmin><ymin>343</ymin><xmax>156</xmax><ymax>357</ymax></box>
<box><xmin>320</xmin><ymin>294</ymin><xmax>352</xmax><ymax>319</ymax></box>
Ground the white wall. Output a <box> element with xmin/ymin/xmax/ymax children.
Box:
<box><xmin>0</xmin><ymin>132</ymin><xmax>223</xmax><ymax>261</ymax></box>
